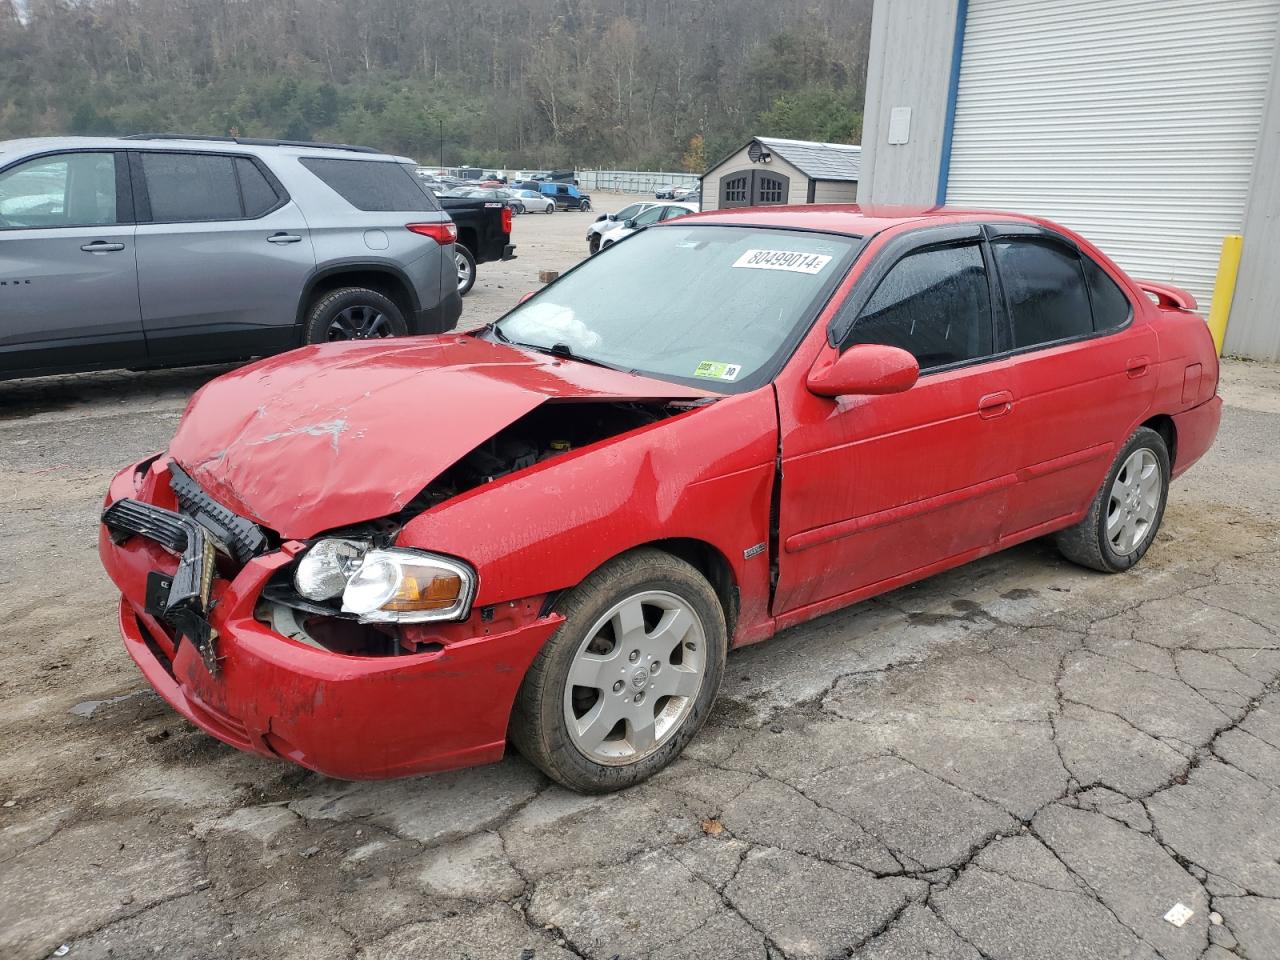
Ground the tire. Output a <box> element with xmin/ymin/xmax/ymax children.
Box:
<box><xmin>303</xmin><ymin>287</ymin><xmax>408</xmax><ymax>344</ymax></box>
<box><xmin>455</xmin><ymin>245</ymin><xmax>477</xmax><ymax>297</ymax></box>
<box><xmin>510</xmin><ymin>548</ymin><xmax>727</xmax><ymax>793</ymax></box>
<box><xmin>1054</xmin><ymin>426</ymin><xmax>1170</xmax><ymax>573</ymax></box>
<box><xmin>546</xmin><ymin>202</ymin><xmax>555</xmax><ymax>214</ymax></box>
<box><xmin>588</xmin><ymin>234</ymin><xmax>601</xmax><ymax>255</ymax></box>
<box><xmin>579</xmin><ymin>200</ymin><xmax>592</xmax><ymax>212</ymax></box>
<box><xmin>513</xmin><ymin>203</ymin><xmax>525</xmax><ymax>215</ymax></box>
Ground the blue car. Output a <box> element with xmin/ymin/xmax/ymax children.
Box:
<box><xmin>540</xmin><ymin>181</ymin><xmax>593</xmax><ymax>211</ymax></box>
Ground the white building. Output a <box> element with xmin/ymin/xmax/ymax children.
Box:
<box><xmin>859</xmin><ymin>0</ymin><xmax>1280</xmax><ymax>361</ymax></box>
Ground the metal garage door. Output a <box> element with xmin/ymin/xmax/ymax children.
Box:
<box><xmin>946</xmin><ymin>0</ymin><xmax>1279</xmax><ymax>315</ymax></box>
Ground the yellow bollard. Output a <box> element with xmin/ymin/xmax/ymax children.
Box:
<box><xmin>1207</xmin><ymin>234</ymin><xmax>1243</xmax><ymax>356</ymax></box>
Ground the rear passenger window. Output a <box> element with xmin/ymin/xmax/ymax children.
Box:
<box><xmin>235</xmin><ymin>158</ymin><xmax>280</xmax><ymax>218</ymax></box>
<box><xmin>846</xmin><ymin>244</ymin><xmax>993</xmax><ymax>369</ymax></box>
<box><xmin>992</xmin><ymin>239</ymin><xmax>1092</xmax><ymax>348</ymax></box>
<box><xmin>300</xmin><ymin>157</ymin><xmax>437</xmax><ymax>212</ymax></box>
<box><xmin>1082</xmin><ymin>255</ymin><xmax>1132</xmax><ymax>331</ymax></box>
<box><xmin>141</xmin><ymin>153</ymin><xmax>241</xmax><ymax>222</ymax></box>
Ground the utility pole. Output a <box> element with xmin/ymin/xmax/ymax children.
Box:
<box><xmin>439</xmin><ymin>118</ymin><xmax>444</xmax><ymax>173</ymax></box>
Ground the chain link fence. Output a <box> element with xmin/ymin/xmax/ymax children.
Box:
<box><xmin>577</xmin><ymin>169</ymin><xmax>701</xmax><ymax>194</ymax></box>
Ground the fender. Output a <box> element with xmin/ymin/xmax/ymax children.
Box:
<box><xmin>295</xmin><ymin>258</ymin><xmax>425</xmax><ymax>325</ymax></box>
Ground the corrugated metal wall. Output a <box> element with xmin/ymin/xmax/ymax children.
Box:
<box><xmin>946</xmin><ymin>0</ymin><xmax>1279</xmax><ymax>316</ymax></box>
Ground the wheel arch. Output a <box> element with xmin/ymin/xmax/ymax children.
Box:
<box><xmin>298</xmin><ymin>261</ymin><xmax>422</xmax><ymax>335</ymax></box>
<box><xmin>1141</xmin><ymin>413</ymin><xmax>1178</xmax><ymax>468</ymax></box>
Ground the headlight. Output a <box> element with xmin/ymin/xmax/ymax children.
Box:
<box><xmin>294</xmin><ymin>539</ymin><xmax>368</xmax><ymax>600</ymax></box>
<box><xmin>340</xmin><ymin>548</ymin><xmax>476</xmax><ymax>623</ymax></box>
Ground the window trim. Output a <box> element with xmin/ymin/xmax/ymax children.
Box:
<box><xmin>129</xmin><ymin>149</ymin><xmax>289</xmax><ymax>224</ymax></box>
<box><xmin>0</xmin><ymin>148</ymin><xmax>134</xmax><ymax>231</ymax></box>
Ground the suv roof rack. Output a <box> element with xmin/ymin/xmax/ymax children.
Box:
<box><xmin>122</xmin><ymin>134</ymin><xmax>384</xmax><ymax>155</ymax></box>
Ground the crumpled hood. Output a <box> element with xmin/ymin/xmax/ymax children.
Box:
<box><xmin>168</xmin><ymin>335</ymin><xmax>712</xmax><ymax>540</ymax></box>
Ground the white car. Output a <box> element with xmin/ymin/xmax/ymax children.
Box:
<box><xmin>586</xmin><ymin>201</ymin><xmax>660</xmax><ymax>254</ymax></box>
<box><xmin>594</xmin><ymin>202</ymin><xmax>699</xmax><ymax>251</ymax></box>
<box><xmin>508</xmin><ymin>188</ymin><xmax>556</xmax><ymax>214</ymax></box>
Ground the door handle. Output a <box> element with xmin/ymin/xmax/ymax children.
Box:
<box><xmin>1125</xmin><ymin>355</ymin><xmax>1150</xmax><ymax>378</ymax></box>
<box><xmin>80</xmin><ymin>241</ymin><xmax>125</xmax><ymax>253</ymax></box>
<box><xmin>978</xmin><ymin>390</ymin><xmax>1014</xmax><ymax>419</ymax></box>
<box><xmin>267</xmin><ymin>233</ymin><xmax>303</xmax><ymax>244</ymax></box>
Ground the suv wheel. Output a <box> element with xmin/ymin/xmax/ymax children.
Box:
<box><xmin>304</xmin><ymin>287</ymin><xmax>408</xmax><ymax>344</ymax></box>
<box><xmin>455</xmin><ymin>245</ymin><xmax>477</xmax><ymax>296</ymax></box>
<box><xmin>579</xmin><ymin>200</ymin><xmax>592</xmax><ymax>212</ymax></box>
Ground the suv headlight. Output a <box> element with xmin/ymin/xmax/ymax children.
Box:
<box><xmin>294</xmin><ymin>540</ymin><xmax>476</xmax><ymax>623</ymax></box>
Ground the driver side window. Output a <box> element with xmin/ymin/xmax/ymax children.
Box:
<box><xmin>633</xmin><ymin>206</ymin><xmax>666</xmax><ymax>227</ymax></box>
<box><xmin>0</xmin><ymin>152</ymin><xmax>120</xmax><ymax>230</ymax></box>
<box><xmin>844</xmin><ymin>242</ymin><xmax>995</xmax><ymax>371</ymax></box>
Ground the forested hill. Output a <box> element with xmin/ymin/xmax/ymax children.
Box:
<box><xmin>0</xmin><ymin>0</ymin><xmax>871</xmax><ymax>171</ymax></box>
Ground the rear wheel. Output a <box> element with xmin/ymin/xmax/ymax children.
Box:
<box><xmin>304</xmin><ymin>287</ymin><xmax>407</xmax><ymax>344</ymax></box>
<box><xmin>513</xmin><ymin>202</ymin><xmax>526</xmax><ymax>215</ymax></box>
<box><xmin>1055</xmin><ymin>426</ymin><xmax>1170</xmax><ymax>573</ymax></box>
<box><xmin>455</xmin><ymin>245</ymin><xmax>477</xmax><ymax>297</ymax></box>
<box><xmin>510</xmin><ymin>549</ymin><xmax>726</xmax><ymax>793</ymax></box>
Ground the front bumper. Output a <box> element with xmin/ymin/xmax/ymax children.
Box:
<box><xmin>98</xmin><ymin>458</ymin><xmax>560</xmax><ymax>780</ymax></box>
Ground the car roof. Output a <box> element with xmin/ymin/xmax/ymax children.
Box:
<box><xmin>0</xmin><ymin>136</ymin><xmax>415</xmax><ymax>164</ymax></box>
<box><xmin>678</xmin><ymin>204</ymin><xmax>1046</xmax><ymax>237</ymax></box>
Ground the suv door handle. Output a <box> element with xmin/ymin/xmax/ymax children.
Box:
<box><xmin>266</xmin><ymin>233</ymin><xmax>303</xmax><ymax>244</ymax></box>
<box><xmin>80</xmin><ymin>241</ymin><xmax>125</xmax><ymax>253</ymax></box>
<box><xmin>1125</xmin><ymin>355</ymin><xmax>1150</xmax><ymax>378</ymax></box>
<box><xmin>978</xmin><ymin>390</ymin><xmax>1014</xmax><ymax>419</ymax></box>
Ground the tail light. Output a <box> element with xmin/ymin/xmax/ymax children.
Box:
<box><xmin>407</xmin><ymin>222</ymin><xmax>458</xmax><ymax>244</ymax></box>
<box><xmin>501</xmin><ymin>206</ymin><xmax>513</xmax><ymax>234</ymax></box>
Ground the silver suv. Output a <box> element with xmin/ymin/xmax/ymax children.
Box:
<box><xmin>0</xmin><ymin>135</ymin><xmax>462</xmax><ymax>381</ymax></box>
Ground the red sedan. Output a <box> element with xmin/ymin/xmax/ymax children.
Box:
<box><xmin>98</xmin><ymin>206</ymin><xmax>1221</xmax><ymax>792</ymax></box>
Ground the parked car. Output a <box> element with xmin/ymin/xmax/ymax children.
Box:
<box><xmin>540</xmin><ymin>181</ymin><xmax>592</xmax><ymax>211</ymax></box>
<box><xmin>585</xmin><ymin>200</ymin><xmax>659</xmax><ymax>253</ymax></box>
<box><xmin>97</xmin><ymin>206</ymin><xmax>1220</xmax><ymax>793</ymax></box>
<box><xmin>596</xmin><ymin>201</ymin><xmax>696</xmax><ymax>248</ymax></box>
<box><xmin>654</xmin><ymin>184</ymin><xmax>677</xmax><ymax>199</ymax></box>
<box><xmin>672</xmin><ymin>184</ymin><xmax>701</xmax><ymax>203</ymax></box>
<box><xmin>0</xmin><ymin>135</ymin><xmax>462</xmax><ymax>380</ymax></box>
<box><xmin>434</xmin><ymin>191</ymin><xmax>517</xmax><ymax>296</ymax></box>
<box><xmin>509</xmin><ymin>188</ymin><xmax>556</xmax><ymax>214</ymax></box>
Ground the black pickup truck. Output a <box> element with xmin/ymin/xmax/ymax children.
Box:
<box><xmin>436</xmin><ymin>196</ymin><xmax>516</xmax><ymax>296</ymax></box>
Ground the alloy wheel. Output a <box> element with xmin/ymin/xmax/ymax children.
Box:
<box><xmin>563</xmin><ymin>590</ymin><xmax>706</xmax><ymax>765</ymax></box>
<box><xmin>457</xmin><ymin>252</ymin><xmax>473</xmax><ymax>290</ymax></box>
<box><xmin>1107</xmin><ymin>448</ymin><xmax>1161</xmax><ymax>554</ymax></box>
<box><xmin>326</xmin><ymin>305</ymin><xmax>393</xmax><ymax>341</ymax></box>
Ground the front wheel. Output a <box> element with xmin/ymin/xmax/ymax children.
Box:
<box><xmin>510</xmin><ymin>549</ymin><xmax>727</xmax><ymax>793</ymax></box>
<box><xmin>304</xmin><ymin>287</ymin><xmax>408</xmax><ymax>344</ymax></box>
<box><xmin>588</xmin><ymin>233</ymin><xmax>601</xmax><ymax>255</ymax></box>
<box><xmin>455</xmin><ymin>245</ymin><xmax>477</xmax><ymax>297</ymax></box>
<box><xmin>546</xmin><ymin>203</ymin><xmax>556</xmax><ymax>214</ymax></box>
<box><xmin>579</xmin><ymin>200</ymin><xmax>592</xmax><ymax>212</ymax></box>
<box><xmin>1055</xmin><ymin>426</ymin><xmax>1170</xmax><ymax>573</ymax></box>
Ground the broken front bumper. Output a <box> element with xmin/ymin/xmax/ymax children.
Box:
<box><xmin>98</xmin><ymin>457</ymin><xmax>561</xmax><ymax>780</ymax></box>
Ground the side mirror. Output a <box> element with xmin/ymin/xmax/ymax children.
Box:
<box><xmin>622</xmin><ymin>219</ymin><xmax>637</xmax><ymax>229</ymax></box>
<box><xmin>807</xmin><ymin>344</ymin><xmax>919</xmax><ymax>398</ymax></box>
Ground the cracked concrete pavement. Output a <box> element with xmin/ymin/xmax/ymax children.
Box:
<box><xmin>2</xmin><ymin>208</ymin><xmax>1279</xmax><ymax>959</ymax></box>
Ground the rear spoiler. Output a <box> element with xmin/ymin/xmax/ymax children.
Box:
<box><xmin>1136</xmin><ymin>280</ymin><xmax>1198</xmax><ymax>312</ymax></box>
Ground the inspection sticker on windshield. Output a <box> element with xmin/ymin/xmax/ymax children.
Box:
<box><xmin>732</xmin><ymin>249</ymin><xmax>832</xmax><ymax>274</ymax></box>
<box><xmin>694</xmin><ymin>360</ymin><xmax>742</xmax><ymax>381</ymax></box>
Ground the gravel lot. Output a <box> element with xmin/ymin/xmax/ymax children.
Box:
<box><xmin>2</xmin><ymin>198</ymin><xmax>1279</xmax><ymax>960</ymax></box>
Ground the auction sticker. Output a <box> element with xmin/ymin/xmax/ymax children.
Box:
<box><xmin>694</xmin><ymin>360</ymin><xmax>742</xmax><ymax>381</ymax></box>
<box><xmin>732</xmin><ymin>249</ymin><xmax>832</xmax><ymax>274</ymax></box>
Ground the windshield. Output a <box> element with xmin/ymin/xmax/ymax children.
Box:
<box><xmin>615</xmin><ymin>203</ymin><xmax>645</xmax><ymax>219</ymax></box>
<box><xmin>493</xmin><ymin>224</ymin><xmax>861</xmax><ymax>392</ymax></box>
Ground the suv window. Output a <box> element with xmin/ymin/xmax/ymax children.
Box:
<box><xmin>632</xmin><ymin>206</ymin><xmax>666</xmax><ymax>227</ymax></box>
<box><xmin>141</xmin><ymin>152</ymin><xmax>242</xmax><ymax>222</ymax></box>
<box><xmin>0</xmin><ymin>152</ymin><xmax>119</xmax><ymax>229</ymax></box>
<box><xmin>235</xmin><ymin>157</ymin><xmax>280</xmax><ymax>218</ymax></box>
<box><xmin>846</xmin><ymin>243</ymin><xmax>994</xmax><ymax>369</ymax></box>
<box><xmin>1082</xmin><ymin>255</ymin><xmax>1132</xmax><ymax>331</ymax></box>
<box><xmin>992</xmin><ymin>239</ymin><xmax>1093</xmax><ymax>348</ymax></box>
<box><xmin>300</xmin><ymin>157</ymin><xmax>438</xmax><ymax>212</ymax></box>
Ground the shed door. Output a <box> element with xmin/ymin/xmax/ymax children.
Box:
<box><xmin>946</xmin><ymin>0</ymin><xmax>1279</xmax><ymax>315</ymax></box>
<box><xmin>718</xmin><ymin>170</ymin><xmax>791</xmax><ymax>208</ymax></box>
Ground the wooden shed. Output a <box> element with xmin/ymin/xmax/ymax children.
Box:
<box><xmin>700</xmin><ymin>136</ymin><xmax>862</xmax><ymax>212</ymax></box>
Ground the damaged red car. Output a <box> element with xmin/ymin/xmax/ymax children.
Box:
<box><xmin>99</xmin><ymin>206</ymin><xmax>1221</xmax><ymax>792</ymax></box>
